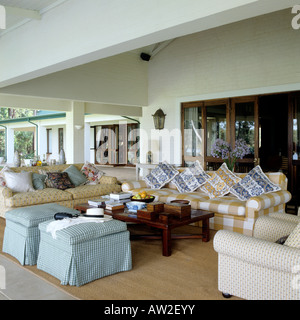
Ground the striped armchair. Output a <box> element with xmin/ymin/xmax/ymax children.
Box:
<box><xmin>213</xmin><ymin>213</ymin><xmax>300</xmax><ymax>300</ymax></box>
<box><xmin>122</xmin><ymin>171</ymin><xmax>292</xmax><ymax>236</ymax></box>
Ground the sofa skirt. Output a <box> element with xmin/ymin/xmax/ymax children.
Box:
<box><xmin>37</xmin><ymin>222</ymin><xmax>132</xmax><ymax>286</ymax></box>
<box><xmin>3</xmin><ymin>220</ymin><xmax>40</xmax><ymax>265</ymax></box>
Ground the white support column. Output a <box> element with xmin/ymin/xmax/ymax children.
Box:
<box><xmin>51</xmin><ymin>127</ymin><xmax>59</xmax><ymax>159</ymax></box>
<box><xmin>84</xmin><ymin>122</ymin><xmax>90</xmax><ymax>163</ymax></box>
<box><xmin>38</xmin><ymin>125</ymin><xmax>47</xmax><ymax>159</ymax></box>
<box><xmin>6</xmin><ymin>126</ymin><xmax>14</xmax><ymax>164</ymax></box>
<box><xmin>65</xmin><ymin>101</ymin><xmax>85</xmax><ymax>164</ymax></box>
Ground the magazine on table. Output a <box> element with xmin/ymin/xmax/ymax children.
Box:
<box><xmin>105</xmin><ymin>202</ymin><xmax>125</xmax><ymax>210</ymax></box>
<box><xmin>109</xmin><ymin>192</ymin><xmax>132</xmax><ymax>200</ymax></box>
<box><xmin>88</xmin><ymin>197</ymin><xmax>131</xmax><ymax>207</ymax></box>
<box><xmin>88</xmin><ymin>197</ymin><xmax>114</xmax><ymax>207</ymax></box>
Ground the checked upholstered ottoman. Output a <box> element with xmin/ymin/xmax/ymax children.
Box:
<box><xmin>37</xmin><ymin>219</ymin><xmax>132</xmax><ymax>286</ymax></box>
<box><xmin>2</xmin><ymin>203</ymin><xmax>79</xmax><ymax>265</ymax></box>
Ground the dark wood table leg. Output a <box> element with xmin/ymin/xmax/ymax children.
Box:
<box><xmin>162</xmin><ymin>228</ymin><xmax>172</xmax><ymax>256</ymax></box>
<box><xmin>202</xmin><ymin>217</ymin><xmax>210</xmax><ymax>242</ymax></box>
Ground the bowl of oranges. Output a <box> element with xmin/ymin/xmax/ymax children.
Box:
<box><xmin>131</xmin><ymin>191</ymin><xmax>155</xmax><ymax>203</ymax></box>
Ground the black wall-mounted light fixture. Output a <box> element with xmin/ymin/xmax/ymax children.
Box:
<box><xmin>152</xmin><ymin>108</ymin><xmax>166</xmax><ymax>130</ymax></box>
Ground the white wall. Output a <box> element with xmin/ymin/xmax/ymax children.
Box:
<box><xmin>141</xmin><ymin>9</ymin><xmax>300</xmax><ymax>164</ymax></box>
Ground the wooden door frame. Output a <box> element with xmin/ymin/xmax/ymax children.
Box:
<box><xmin>181</xmin><ymin>92</ymin><xmax>291</xmax><ymax>172</ymax></box>
<box><xmin>181</xmin><ymin>99</ymin><xmax>230</xmax><ymax>168</ymax></box>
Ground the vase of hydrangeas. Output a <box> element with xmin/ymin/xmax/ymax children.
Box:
<box><xmin>211</xmin><ymin>139</ymin><xmax>250</xmax><ymax>171</ymax></box>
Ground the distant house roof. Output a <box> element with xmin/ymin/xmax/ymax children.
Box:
<box><xmin>36</xmin><ymin>110</ymin><xmax>65</xmax><ymax>116</ymax></box>
<box><xmin>0</xmin><ymin>112</ymin><xmax>66</xmax><ymax>124</ymax></box>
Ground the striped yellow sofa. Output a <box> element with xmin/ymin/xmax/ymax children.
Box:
<box><xmin>0</xmin><ymin>163</ymin><xmax>121</xmax><ymax>218</ymax></box>
<box><xmin>121</xmin><ymin>170</ymin><xmax>292</xmax><ymax>236</ymax></box>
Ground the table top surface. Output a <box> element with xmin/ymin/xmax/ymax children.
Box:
<box><xmin>74</xmin><ymin>203</ymin><xmax>214</xmax><ymax>228</ymax></box>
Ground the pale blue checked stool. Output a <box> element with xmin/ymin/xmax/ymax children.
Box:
<box><xmin>37</xmin><ymin>219</ymin><xmax>132</xmax><ymax>286</ymax></box>
<box><xmin>2</xmin><ymin>203</ymin><xmax>79</xmax><ymax>266</ymax></box>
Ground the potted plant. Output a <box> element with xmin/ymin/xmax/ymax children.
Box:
<box><xmin>23</xmin><ymin>152</ymin><xmax>35</xmax><ymax>166</ymax></box>
<box><xmin>211</xmin><ymin>139</ymin><xmax>250</xmax><ymax>171</ymax></box>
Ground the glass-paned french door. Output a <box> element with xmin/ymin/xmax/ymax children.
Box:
<box><xmin>182</xmin><ymin>97</ymin><xmax>259</xmax><ymax>171</ymax></box>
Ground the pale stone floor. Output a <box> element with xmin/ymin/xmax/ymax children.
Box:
<box><xmin>0</xmin><ymin>166</ymin><xmax>136</xmax><ymax>300</ymax></box>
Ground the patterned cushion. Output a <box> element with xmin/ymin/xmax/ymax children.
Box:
<box><xmin>230</xmin><ymin>165</ymin><xmax>281</xmax><ymax>201</ymax></box>
<box><xmin>143</xmin><ymin>162</ymin><xmax>179</xmax><ymax>189</ymax></box>
<box><xmin>81</xmin><ymin>162</ymin><xmax>104</xmax><ymax>185</ymax></box>
<box><xmin>0</xmin><ymin>165</ymin><xmax>13</xmax><ymax>187</ymax></box>
<box><xmin>0</xmin><ymin>176</ymin><xmax>6</xmax><ymax>187</ymax></box>
<box><xmin>284</xmin><ymin>222</ymin><xmax>300</xmax><ymax>249</ymax></box>
<box><xmin>45</xmin><ymin>172</ymin><xmax>75</xmax><ymax>190</ymax></box>
<box><xmin>172</xmin><ymin>161</ymin><xmax>209</xmax><ymax>193</ymax></box>
<box><xmin>200</xmin><ymin>163</ymin><xmax>241</xmax><ymax>199</ymax></box>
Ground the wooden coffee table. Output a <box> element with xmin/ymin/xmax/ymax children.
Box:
<box><xmin>74</xmin><ymin>203</ymin><xmax>214</xmax><ymax>257</ymax></box>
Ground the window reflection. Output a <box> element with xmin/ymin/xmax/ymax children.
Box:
<box><xmin>293</xmin><ymin>99</ymin><xmax>300</xmax><ymax>159</ymax></box>
<box><xmin>235</xmin><ymin>102</ymin><xmax>255</xmax><ymax>156</ymax></box>
<box><xmin>206</xmin><ymin>105</ymin><xmax>226</xmax><ymax>156</ymax></box>
<box><xmin>183</xmin><ymin>107</ymin><xmax>204</xmax><ymax>166</ymax></box>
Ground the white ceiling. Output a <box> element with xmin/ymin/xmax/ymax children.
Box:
<box><xmin>0</xmin><ymin>0</ymin><xmax>297</xmax><ymax>89</ymax></box>
<box><xmin>0</xmin><ymin>0</ymin><xmax>154</xmax><ymax>53</ymax></box>
<box><xmin>0</xmin><ymin>0</ymin><xmax>68</xmax><ymax>34</ymax></box>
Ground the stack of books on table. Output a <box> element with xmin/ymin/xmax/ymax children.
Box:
<box><xmin>109</xmin><ymin>192</ymin><xmax>132</xmax><ymax>203</ymax></box>
<box><xmin>105</xmin><ymin>202</ymin><xmax>125</xmax><ymax>211</ymax></box>
<box><xmin>88</xmin><ymin>197</ymin><xmax>114</xmax><ymax>207</ymax></box>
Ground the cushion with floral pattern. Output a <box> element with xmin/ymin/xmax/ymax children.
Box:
<box><xmin>81</xmin><ymin>162</ymin><xmax>104</xmax><ymax>185</ymax></box>
<box><xmin>45</xmin><ymin>172</ymin><xmax>75</xmax><ymax>190</ymax></box>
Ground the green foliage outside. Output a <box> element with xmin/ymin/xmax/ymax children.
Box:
<box><xmin>0</xmin><ymin>108</ymin><xmax>37</xmax><ymax>159</ymax></box>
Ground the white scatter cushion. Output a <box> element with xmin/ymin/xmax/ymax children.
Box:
<box><xmin>284</xmin><ymin>222</ymin><xmax>300</xmax><ymax>249</ymax></box>
<box><xmin>0</xmin><ymin>165</ymin><xmax>12</xmax><ymax>177</ymax></box>
<box><xmin>4</xmin><ymin>171</ymin><xmax>35</xmax><ymax>192</ymax></box>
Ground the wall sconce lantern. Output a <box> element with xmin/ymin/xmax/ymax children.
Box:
<box><xmin>152</xmin><ymin>108</ymin><xmax>166</xmax><ymax>130</ymax></box>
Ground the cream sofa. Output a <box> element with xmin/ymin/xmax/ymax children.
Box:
<box><xmin>121</xmin><ymin>170</ymin><xmax>292</xmax><ymax>236</ymax></box>
<box><xmin>0</xmin><ymin>163</ymin><xmax>121</xmax><ymax>218</ymax></box>
<box><xmin>213</xmin><ymin>213</ymin><xmax>300</xmax><ymax>300</ymax></box>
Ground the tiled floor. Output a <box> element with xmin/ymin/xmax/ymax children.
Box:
<box><xmin>0</xmin><ymin>255</ymin><xmax>77</xmax><ymax>300</ymax></box>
